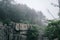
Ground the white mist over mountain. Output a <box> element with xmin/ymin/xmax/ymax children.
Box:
<box><xmin>15</xmin><ymin>0</ymin><xmax>59</xmax><ymax>20</ymax></box>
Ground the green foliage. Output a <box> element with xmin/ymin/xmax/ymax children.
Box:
<box><xmin>26</xmin><ymin>25</ymin><xmax>39</xmax><ymax>40</ymax></box>
<box><xmin>2</xmin><ymin>19</ymin><xmax>11</xmax><ymax>26</ymax></box>
<box><xmin>45</xmin><ymin>20</ymin><xmax>60</xmax><ymax>40</ymax></box>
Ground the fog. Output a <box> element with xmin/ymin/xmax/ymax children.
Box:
<box><xmin>0</xmin><ymin>0</ymin><xmax>60</xmax><ymax>40</ymax></box>
<box><xmin>15</xmin><ymin>0</ymin><xmax>59</xmax><ymax>20</ymax></box>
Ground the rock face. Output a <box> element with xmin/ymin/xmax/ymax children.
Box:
<box><xmin>0</xmin><ymin>23</ymin><xmax>32</xmax><ymax>40</ymax></box>
<box><xmin>15</xmin><ymin>23</ymin><xmax>31</xmax><ymax>31</ymax></box>
<box><xmin>15</xmin><ymin>23</ymin><xmax>32</xmax><ymax>40</ymax></box>
<box><xmin>0</xmin><ymin>22</ymin><xmax>4</xmax><ymax>40</ymax></box>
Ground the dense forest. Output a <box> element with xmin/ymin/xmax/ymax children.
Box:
<box><xmin>0</xmin><ymin>0</ymin><xmax>46</xmax><ymax>26</ymax></box>
<box><xmin>0</xmin><ymin>0</ymin><xmax>46</xmax><ymax>40</ymax></box>
<box><xmin>0</xmin><ymin>0</ymin><xmax>60</xmax><ymax>40</ymax></box>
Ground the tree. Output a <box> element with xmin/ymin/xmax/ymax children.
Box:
<box><xmin>0</xmin><ymin>0</ymin><xmax>46</xmax><ymax>26</ymax></box>
<box><xmin>45</xmin><ymin>20</ymin><xmax>60</xmax><ymax>40</ymax></box>
<box><xmin>51</xmin><ymin>0</ymin><xmax>60</xmax><ymax>18</ymax></box>
<box><xmin>26</xmin><ymin>25</ymin><xmax>39</xmax><ymax>40</ymax></box>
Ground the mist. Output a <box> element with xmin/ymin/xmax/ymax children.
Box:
<box><xmin>0</xmin><ymin>0</ymin><xmax>60</xmax><ymax>40</ymax></box>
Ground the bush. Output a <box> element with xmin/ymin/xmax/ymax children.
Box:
<box><xmin>26</xmin><ymin>25</ymin><xmax>39</xmax><ymax>40</ymax></box>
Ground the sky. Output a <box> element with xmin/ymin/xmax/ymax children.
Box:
<box><xmin>15</xmin><ymin>0</ymin><xmax>59</xmax><ymax>20</ymax></box>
